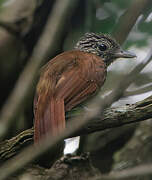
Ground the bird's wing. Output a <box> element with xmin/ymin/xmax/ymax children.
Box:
<box><xmin>53</xmin><ymin>51</ymin><xmax>107</xmax><ymax>111</ymax></box>
<box><xmin>34</xmin><ymin>51</ymin><xmax>106</xmax><ymax>143</ymax></box>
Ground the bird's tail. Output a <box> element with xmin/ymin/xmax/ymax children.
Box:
<box><xmin>34</xmin><ymin>97</ymin><xmax>65</xmax><ymax>143</ymax></box>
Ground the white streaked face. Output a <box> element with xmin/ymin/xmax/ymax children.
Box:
<box><xmin>75</xmin><ymin>33</ymin><xmax>136</xmax><ymax>66</ymax></box>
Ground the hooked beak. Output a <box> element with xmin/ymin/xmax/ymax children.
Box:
<box><xmin>114</xmin><ymin>48</ymin><xmax>136</xmax><ymax>58</ymax></box>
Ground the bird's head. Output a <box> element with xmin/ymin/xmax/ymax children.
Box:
<box><xmin>75</xmin><ymin>32</ymin><xmax>136</xmax><ymax>66</ymax></box>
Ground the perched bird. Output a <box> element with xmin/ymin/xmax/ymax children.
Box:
<box><xmin>34</xmin><ymin>32</ymin><xmax>136</xmax><ymax>143</ymax></box>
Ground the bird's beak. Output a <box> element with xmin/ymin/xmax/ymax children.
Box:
<box><xmin>114</xmin><ymin>48</ymin><xmax>136</xmax><ymax>58</ymax></box>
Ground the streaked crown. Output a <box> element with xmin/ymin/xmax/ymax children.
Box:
<box><xmin>75</xmin><ymin>33</ymin><xmax>136</xmax><ymax>66</ymax></box>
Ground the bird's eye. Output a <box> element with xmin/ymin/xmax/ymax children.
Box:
<box><xmin>98</xmin><ymin>44</ymin><xmax>107</xmax><ymax>51</ymax></box>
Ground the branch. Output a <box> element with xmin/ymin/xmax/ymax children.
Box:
<box><xmin>124</xmin><ymin>83</ymin><xmax>152</xmax><ymax>97</ymax></box>
<box><xmin>99</xmin><ymin>45</ymin><xmax>152</xmax><ymax>111</ymax></box>
<box><xmin>112</xmin><ymin>0</ymin><xmax>152</xmax><ymax>44</ymax></box>
<box><xmin>0</xmin><ymin>95</ymin><xmax>152</xmax><ymax>163</ymax></box>
<box><xmin>94</xmin><ymin>164</ymin><xmax>152</xmax><ymax>180</ymax></box>
<box><xmin>0</xmin><ymin>154</ymin><xmax>100</xmax><ymax>180</ymax></box>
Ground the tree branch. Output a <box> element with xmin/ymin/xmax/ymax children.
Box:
<box><xmin>112</xmin><ymin>0</ymin><xmax>152</xmax><ymax>44</ymax></box>
<box><xmin>0</xmin><ymin>154</ymin><xmax>100</xmax><ymax>180</ymax></box>
<box><xmin>0</xmin><ymin>95</ymin><xmax>152</xmax><ymax>164</ymax></box>
<box><xmin>124</xmin><ymin>83</ymin><xmax>152</xmax><ymax>97</ymax></box>
<box><xmin>94</xmin><ymin>164</ymin><xmax>152</xmax><ymax>180</ymax></box>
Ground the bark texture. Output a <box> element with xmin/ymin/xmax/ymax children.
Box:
<box><xmin>0</xmin><ymin>96</ymin><xmax>152</xmax><ymax>180</ymax></box>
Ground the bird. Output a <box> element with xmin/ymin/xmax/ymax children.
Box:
<box><xmin>34</xmin><ymin>32</ymin><xmax>136</xmax><ymax>143</ymax></box>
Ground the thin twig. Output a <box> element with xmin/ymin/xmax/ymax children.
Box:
<box><xmin>99</xmin><ymin>46</ymin><xmax>152</xmax><ymax>109</ymax></box>
<box><xmin>93</xmin><ymin>164</ymin><xmax>152</xmax><ymax>180</ymax></box>
<box><xmin>124</xmin><ymin>83</ymin><xmax>152</xmax><ymax>97</ymax></box>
